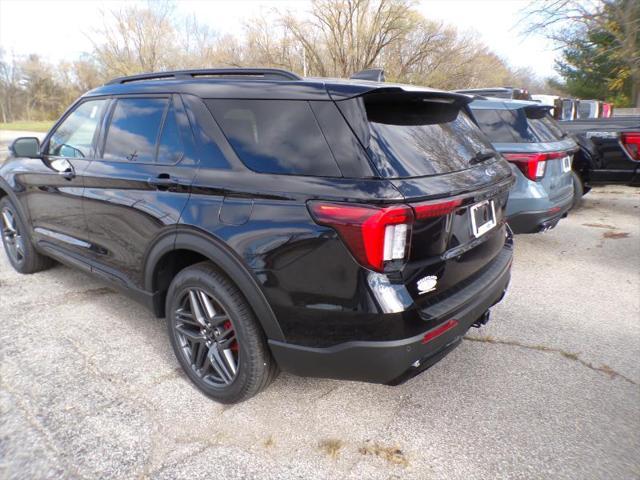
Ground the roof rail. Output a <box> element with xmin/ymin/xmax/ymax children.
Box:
<box><xmin>106</xmin><ymin>68</ymin><xmax>303</xmax><ymax>85</ymax></box>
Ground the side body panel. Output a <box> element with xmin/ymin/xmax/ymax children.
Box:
<box><xmin>560</xmin><ymin>117</ymin><xmax>640</xmax><ymax>185</ymax></box>
<box><xmin>491</xmin><ymin>138</ymin><xmax>577</xmax><ymax>218</ymax></box>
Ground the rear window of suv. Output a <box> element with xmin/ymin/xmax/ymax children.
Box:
<box><xmin>206</xmin><ymin>99</ymin><xmax>342</xmax><ymax>177</ymax></box>
<box><xmin>337</xmin><ymin>93</ymin><xmax>495</xmax><ymax>178</ymax></box>
<box><xmin>471</xmin><ymin>106</ymin><xmax>563</xmax><ymax>144</ymax></box>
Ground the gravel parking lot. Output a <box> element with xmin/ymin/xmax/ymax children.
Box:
<box><xmin>1</xmin><ymin>184</ymin><xmax>639</xmax><ymax>479</ymax></box>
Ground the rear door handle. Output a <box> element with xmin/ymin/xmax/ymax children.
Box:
<box><xmin>148</xmin><ymin>174</ymin><xmax>177</xmax><ymax>190</ymax></box>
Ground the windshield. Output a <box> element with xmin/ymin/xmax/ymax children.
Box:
<box><xmin>338</xmin><ymin>94</ymin><xmax>495</xmax><ymax>178</ymax></box>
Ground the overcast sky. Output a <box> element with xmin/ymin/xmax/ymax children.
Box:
<box><xmin>0</xmin><ymin>0</ymin><xmax>558</xmax><ymax>78</ymax></box>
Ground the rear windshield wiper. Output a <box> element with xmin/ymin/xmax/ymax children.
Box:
<box><xmin>469</xmin><ymin>151</ymin><xmax>496</xmax><ymax>165</ymax></box>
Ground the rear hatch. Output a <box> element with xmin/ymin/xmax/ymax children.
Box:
<box><xmin>331</xmin><ymin>89</ymin><xmax>514</xmax><ymax>305</ymax></box>
<box><xmin>470</xmin><ymin>102</ymin><xmax>577</xmax><ymax>203</ymax></box>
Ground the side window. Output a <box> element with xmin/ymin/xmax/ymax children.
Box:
<box><xmin>103</xmin><ymin>98</ymin><xmax>167</xmax><ymax>163</ymax></box>
<box><xmin>206</xmin><ymin>99</ymin><xmax>342</xmax><ymax>176</ymax></box>
<box><xmin>48</xmin><ymin>99</ymin><xmax>107</xmax><ymax>158</ymax></box>
<box><xmin>157</xmin><ymin>101</ymin><xmax>184</xmax><ymax>165</ymax></box>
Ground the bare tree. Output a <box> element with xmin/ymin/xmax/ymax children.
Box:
<box><xmin>91</xmin><ymin>1</ymin><xmax>178</xmax><ymax>77</ymax></box>
<box><xmin>0</xmin><ymin>50</ymin><xmax>22</xmax><ymax>122</ymax></box>
<box><xmin>280</xmin><ymin>0</ymin><xmax>418</xmax><ymax>77</ymax></box>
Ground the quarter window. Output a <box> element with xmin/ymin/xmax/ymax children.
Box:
<box><xmin>206</xmin><ymin>99</ymin><xmax>342</xmax><ymax>176</ymax></box>
<box><xmin>48</xmin><ymin>99</ymin><xmax>107</xmax><ymax>158</ymax></box>
<box><xmin>157</xmin><ymin>103</ymin><xmax>184</xmax><ymax>165</ymax></box>
<box><xmin>103</xmin><ymin>98</ymin><xmax>167</xmax><ymax>163</ymax></box>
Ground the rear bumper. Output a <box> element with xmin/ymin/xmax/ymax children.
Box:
<box><xmin>268</xmin><ymin>244</ymin><xmax>512</xmax><ymax>384</ymax></box>
<box><xmin>507</xmin><ymin>194</ymin><xmax>573</xmax><ymax>234</ymax></box>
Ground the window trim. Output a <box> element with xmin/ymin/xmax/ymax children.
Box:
<box><xmin>43</xmin><ymin>97</ymin><xmax>110</xmax><ymax>161</ymax></box>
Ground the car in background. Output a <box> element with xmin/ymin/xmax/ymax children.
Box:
<box><xmin>456</xmin><ymin>87</ymin><xmax>531</xmax><ymax>101</ymax></box>
<box><xmin>468</xmin><ymin>98</ymin><xmax>578</xmax><ymax>233</ymax></box>
<box><xmin>560</xmin><ymin>116</ymin><xmax>640</xmax><ymax>192</ymax></box>
<box><xmin>576</xmin><ymin>100</ymin><xmax>614</xmax><ymax>119</ymax></box>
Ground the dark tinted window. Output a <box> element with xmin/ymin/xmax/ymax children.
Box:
<box><xmin>206</xmin><ymin>99</ymin><xmax>341</xmax><ymax>176</ymax></box>
<box><xmin>468</xmin><ymin>109</ymin><xmax>519</xmax><ymax>143</ymax></box>
<box><xmin>157</xmin><ymin>102</ymin><xmax>184</xmax><ymax>164</ymax></box>
<box><xmin>561</xmin><ymin>100</ymin><xmax>574</xmax><ymax>120</ymax></box>
<box><xmin>471</xmin><ymin>107</ymin><xmax>562</xmax><ymax>144</ymax></box>
<box><xmin>104</xmin><ymin>98</ymin><xmax>167</xmax><ymax>162</ymax></box>
<box><xmin>529</xmin><ymin>115</ymin><xmax>566</xmax><ymax>141</ymax></box>
<box><xmin>48</xmin><ymin>100</ymin><xmax>107</xmax><ymax>158</ymax></box>
<box><xmin>539</xmin><ymin>115</ymin><xmax>566</xmax><ymax>138</ymax></box>
<box><xmin>309</xmin><ymin>101</ymin><xmax>374</xmax><ymax>178</ymax></box>
<box><xmin>577</xmin><ymin>101</ymin><xmax>597</xmax><ymax>119</ymax></box>
<box><xmin>341</xmin><ymin>94</ymin><xmax>494</xmax><ymax>178</ymax></box>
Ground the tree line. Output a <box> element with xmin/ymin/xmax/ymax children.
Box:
<box><xmin>525</xmin><ymin>0</ymin><xmax>639</xmax><ymax>107</ymax></box>
<box><xmin>3</xmin><ymin>0</ymin><xmax>627</xmax><ymax>122</ymax></box>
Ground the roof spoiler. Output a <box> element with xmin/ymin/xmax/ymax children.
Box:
<box><xmin>350</xmin><ymin>68</ymin><xmax>385</xmax><ymax>82</ymax></box>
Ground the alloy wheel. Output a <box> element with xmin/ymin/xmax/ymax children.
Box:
<box><xmin>1</xmin><ymin>207</ymin><xmax>25</xmax><ymax>264</ymax></box>
<box><xmin>174</xmin><ymin>288</ymin><xmax>239</xmax><ymax>387</ymax></box>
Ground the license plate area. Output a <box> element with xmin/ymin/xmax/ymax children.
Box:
<box><xmin>561</xmin><ymin>155</ymin><xmax>572</xmax><ymax>172</ymax></box>
<box><xmin>470</xmin><ymin>200</ymin><xmax>497</xmax><ymax>238</ymax></box>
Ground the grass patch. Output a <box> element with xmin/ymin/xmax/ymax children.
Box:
<box><xmin>359</xmin><ymin>442</ymin><xmax>409</xmax><ymax>467</ymax></box>
<box><xmin>0</xmin><ymin>121</ymin><xmax>53</xmax><ymax>133</ymax></box>
<box><xmin>319</xmin><ymin>438</ymin><xmax>343</xmax><ymax>459</ymax></box>
<box><xmin>264</xmin><ymin>436</ymin><xmax>275</xmax><ymax>448</ymax></box>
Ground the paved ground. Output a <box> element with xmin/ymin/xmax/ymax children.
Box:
<box><xmin>1</xmin><ymin>186</ymin><xmax>639</xmax><ymax>480</ymax></box>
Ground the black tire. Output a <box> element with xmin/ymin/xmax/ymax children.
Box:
<box><xmin>166</xmin><ymin>261</ymin><xmax>279</xmax><ymax>403</ymax></box>
<box><xmin>0</xmin><ymin>197</ymin><xmax>54</xmax><ymax>274</ymax></box>
<box><xmin>570</xmin><ymin>171</ymin><xmax>585</xmax><ymax>209</ymax></box>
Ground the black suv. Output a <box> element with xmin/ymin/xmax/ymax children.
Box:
<box><xmin>1</xmin><ymin>69</ymin><xmax>514</xmax><ymax>403</ymax></box>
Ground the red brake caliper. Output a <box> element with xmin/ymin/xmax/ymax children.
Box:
<box><xmin>224</xmin><ymin>320</ymin><xmax>239</xmax><ymax>352</ymax></box>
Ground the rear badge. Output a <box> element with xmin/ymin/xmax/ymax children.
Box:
<box><xmin>417</xmin><ymin>276</ymin><xmax>438</xmax><ymax>295</ymax></box>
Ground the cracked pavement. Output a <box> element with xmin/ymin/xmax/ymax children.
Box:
<box><xmin>1</xmin><ymin>187</ymin><xmax>639</xmax><ymax>480</ymax></box>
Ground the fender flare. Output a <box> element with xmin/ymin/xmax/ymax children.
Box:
<box><xmin>0</xmin><ymin>176</ymin><xmax>32</xmax><ymax>230</ymax></box>
<box><xmin>144</xmin><ymin>227</ymin><xmax>285</xmax><ymax>342</ymax></box>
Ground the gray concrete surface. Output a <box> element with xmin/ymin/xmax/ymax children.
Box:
<box><xmin>1</xmin><ymin>187</ymin><xmax>639</xmax><ymax>480</ymax></box>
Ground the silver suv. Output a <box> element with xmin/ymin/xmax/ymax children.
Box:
<box><xmin>469</xmin><ymin>98</ymin><xmax>577</xmax><ymax>233</ymax></box>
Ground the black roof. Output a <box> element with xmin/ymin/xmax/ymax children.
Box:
<box><xmin>86</xmin><ymin>68</ymin><xmax>472</xmax><ymax>103</ymax></box>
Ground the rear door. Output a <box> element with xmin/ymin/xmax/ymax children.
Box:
<box><xmin>83</xmin><ymin>94</ymin><xmax>198</xmax><ymax>289</ymax></box>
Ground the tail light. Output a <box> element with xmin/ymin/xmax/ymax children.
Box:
<box><xmin>308</xmin><ymin>199</ymin><xmax>461</xmax><ymax>272</ymax></box>
<box><xmin>503</xmin><ymin>151</ymin><xmax>566</xmax><ymax>181</ymax></box>
<box><xmin>621</xmin><ymin>132</ymin><xmax>640</xmax><ymax>160</ymax></box>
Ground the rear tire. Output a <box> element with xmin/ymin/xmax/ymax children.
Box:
<box><xmin>166</xmin><ymin>261</ymin><xmax>279</xmax><ymax>404</ymax></box>
<box><xmin>570</xmin><ymin>171</ymin><xmax>584</xmax><ymax>209</ymax></box>
<box><xmin>0</xmin><ymin>197</ymin><xmax>54</xmax><ymax>274</ymax></box>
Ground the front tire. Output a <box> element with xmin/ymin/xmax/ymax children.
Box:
<box><xmin>0</xmin><ymin>197</ymin><xmax>54</xmax><ymax>274</ymax></box>
<box><xmin>166</xmin><ymin>261</ymin><xmax>278</xmax><ymax>404</ymax></box>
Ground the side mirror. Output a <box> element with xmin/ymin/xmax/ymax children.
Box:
<box><xmin>9</xmin><ymin>137</ymin><xmax>40</xmax><ymax>158</ymax></box>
